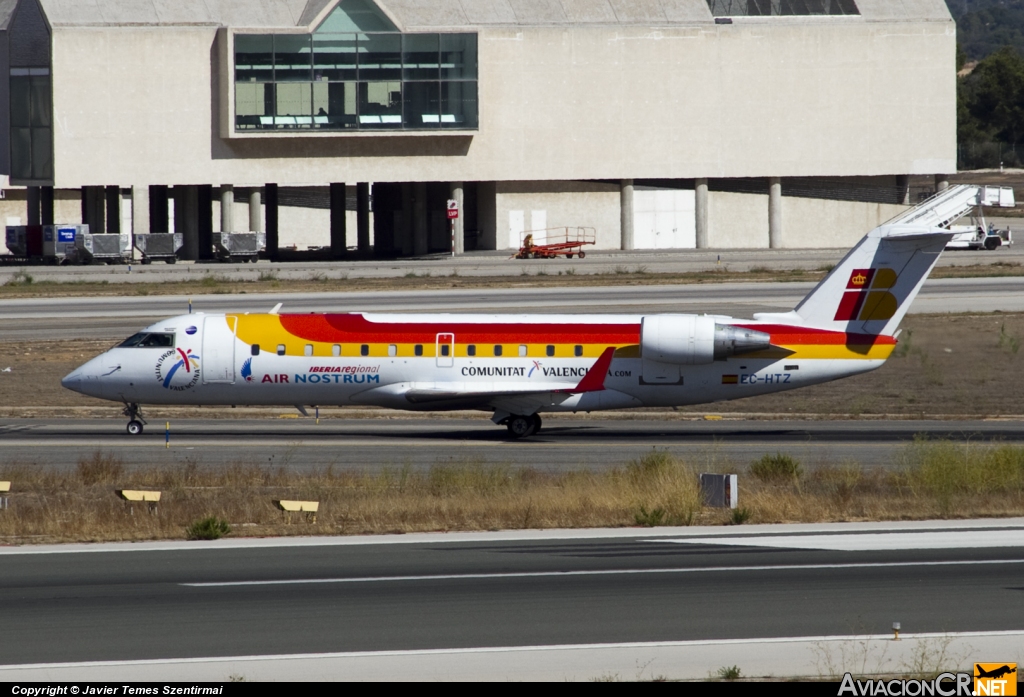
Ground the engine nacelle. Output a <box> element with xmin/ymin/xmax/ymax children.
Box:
<box><xmin>641</xmin><ymin>315</ymin><xmax>772</xmax><ymax>365</ymax></box>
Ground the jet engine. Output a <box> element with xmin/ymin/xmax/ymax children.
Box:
<box><xmin>640</xmin><ymin>315</ymin><xmax>772</xmax><ymax>365</ymax></box>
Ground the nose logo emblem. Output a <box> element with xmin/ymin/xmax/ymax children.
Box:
<box><xmin>156</xmin><ymin>349</ymin><xmax>201</xmax><ymax>391</ymax></box>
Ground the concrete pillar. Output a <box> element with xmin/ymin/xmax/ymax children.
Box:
<box><xmin>40</xmin><ymin>187</ymin><xmax>54</xmax><ymax>225</ymax></box>
<box><xmin>620</xmin><ymin>179</ymin><xmax>634</xmax><ymax>250</ymax></box>
<box><xmin>477</xmin><ymin>181</ymin><xmax>497</xmax><ymax>250</ymax></box>
<box><xmin>131</xmin><ymin>185</ymin><xmax>149</xmax><ymax>260</ymax></box>
<box><xmin>768</xmin><ymin>177</ymin><xmax>782</xmax><ymax>249</ymax></box>
<box><xmin>265</xmin><ymin>183</ymin><xmax>279</xmax><ymax>261</ymax></box>
<box><xmin>934</xmin><ymin>174</ymin><xmax>949</xmax><ymax>193</ymax></box>
<box><xmin>896</xmin><ymin>175</ymin><xmax>911</xmax><ymax>205</ymax></box>
<box><xmin>198</xmin><ymin>184</ymin><xmax>213</xmax><ymax>260</ymax></box>
<box><xmin>105</xmin><ymin>185</ymin><xmax>121</xmax><ymax>234</ymax></box>
<box><xmin>249</xmin><ymin>189</ymin><xmax>262</xmax><ymax>233</ymax></box>
<box><xmin>357</xmin><ymin>182</ymin><xmax>370</xmax><ymax>253</ymax></box>
<box><xmin>400</xmin><ymin>183</ymin><xmax>414</xmax><ymax>255</ymax></box>
<box><xmin>26</xmin><ymin>186</ymin><xmax>41</xmax><ymax>225</ymax></box>
<box><xmin>150</xmin><ymin>185</ymin><xmax>169</xmax><ymax>233</ymax></box>
<box><xmin>695</xmin><ymin>178</ymin><xmax>709</xmax><ymax>249</ymax></box>
<box><xmin>81</xmin><ymin>186</ymin><xmax>106</xmax><ymax>234</ymax></box>
<box><xmin>220</xmin><ymin>184</ymin><xmax>234</xmax><ymax>233</ymax></box>
<box><xmin>450</xmin><ymin>181</ymin><xmax>465</xmax><ymax>254</ymax></box>
<box><xmin>413</xmin><ymin>182</ymin><xmax>428</xmax><ymax>256</ymax></box>
<box><xmin>330</xmin><ymin>182</ymin><xmax>347</xmax><ymax>259</ymax></box>
<box><xmin>179</xmin><ymin>186</ymin><xmax>199</xmax><ymax>261</ymax></box>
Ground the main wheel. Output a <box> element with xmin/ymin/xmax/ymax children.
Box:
<box><xmin>985</xmin><ymin>237</ymin><xmax>1001</xmax><ymax>250</ymax></box>
<box><xmin>127</xmin><ymin>420</ymin><xmax>144</xmax><ymax>436</ymax></box>
<box><xmin>506</xmin><ymin>415</ymin><xmax>533</xmax><ymax>439</ymax></box>
<box><xmin>528</xmin><ymin>413</ymin><xmax>542</xmax><ymax>436</ymax></box>
<box><xmin>578</xmin><ymin>251</ymin><xmax>586</xmax><ymax>259</ymax></box>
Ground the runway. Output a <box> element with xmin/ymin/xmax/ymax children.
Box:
<box><xmin>2</xmin><ymin>417</ymin><xmax>1023</xmax><ymax>470</ymax></box>
<box><xmin>0</xmin><ymin>521</ymin><xmax>1022</xmax><ymax>680</ymax></box>
<box><xmin>2</xmin><ymin>276</ymin><xmax>1023</xmax><ymax>340</ymax></box>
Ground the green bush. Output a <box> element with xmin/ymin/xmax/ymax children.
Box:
<box><xmin>730</xmin><ymin>507</ymin><xmax>752</xmax><ymax>525</ymax></box>
<box><xmin>634</xmin><ymin>505</ymin><xmax>667</xmax><ymax>527</ymax></box>
<box><xmin>186</xmin><ymin>516</ymin><xmax>231</xmax><ymax>540</ymax></box>
<box><xmin>750</xmin><ymin>453</ymin><xmax>802</xmax><ymax>482</ymax></box>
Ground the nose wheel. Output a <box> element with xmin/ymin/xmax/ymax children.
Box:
<box><xmin>122</xmin><ymin>403</ymin><xmax>147</xmax><ymax>436</ymax></box>
<box><xmin>506</xmin><ymin>414</ymin><xmax>542</xmax><ymax>439</ymax></box>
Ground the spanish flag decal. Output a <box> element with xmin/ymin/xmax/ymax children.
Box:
<box><xmin>835</xmin><ymin>268</ymin><xmax>900</xmax><ymax>321</ymax></box>
<box><xmin>722</xmin><ymin>375</ymin><xmax>739</xmax><ymax>385</ymax></box>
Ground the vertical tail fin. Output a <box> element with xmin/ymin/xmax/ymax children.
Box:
<box><xmin>789</xmin><ymin>226</ymin><xmax>952</xmax><ymax>336</ymax></box>
<box><xmin>772</xmin><ymin>184</ymin><xmax>1014</xmax><ymax>336</ymax></box>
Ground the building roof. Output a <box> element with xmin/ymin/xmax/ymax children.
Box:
<box><xmin>11</xmin><ymin>0</ymin><xmax>950</xmax><ymax>30</ymax></box>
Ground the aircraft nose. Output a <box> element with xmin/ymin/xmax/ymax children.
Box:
<box><xmin>61</xmin><ymin>370</ymin><xmax>84</xmax><ymax>394</ymax></box>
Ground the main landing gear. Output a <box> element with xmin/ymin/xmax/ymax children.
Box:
<box><xmin>123</xmin><ymin>402</ymin><xmax>147</xmax><ymax>435</ymax></box>
<box><xmin>505</xmin><ymin>414</ymin><xmax>542</xmax><ymax>439</ymax></box>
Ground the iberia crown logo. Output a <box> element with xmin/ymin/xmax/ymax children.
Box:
<box><xmin>850</xmin><ymin>272</ymin><xmax>867</xmax><ymax>286</ymax></box>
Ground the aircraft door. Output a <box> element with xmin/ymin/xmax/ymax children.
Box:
<box><xmin>436</xmin><ymin>333</ymin><xmax>454</xmax><ymax>368</ymax></box>
<box><xmin>202</xmin><ymin>315</ymin><xmax>238</xmax><ymax>384</ymax></box>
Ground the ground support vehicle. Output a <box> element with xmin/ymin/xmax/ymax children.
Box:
<box><xmin>941</xmin><ymin>186</ymin><xmax>1015</xmax><ymax>250</ymax></box>
<box><xmin>515</xmin><ymin>227</ymin><xmax>596</xmax><ymax>259</ymax></box>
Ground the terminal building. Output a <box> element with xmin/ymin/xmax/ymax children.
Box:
<box><xmin>0</xmin><ymin>0</ymin><xmax>955</xmax><ymax>258</ymax></box>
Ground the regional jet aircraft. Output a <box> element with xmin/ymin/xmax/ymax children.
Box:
<box><xmin>62</xmin><ymin>185</ymin><xmax>1011</xmax><ymax>438</ymax></box>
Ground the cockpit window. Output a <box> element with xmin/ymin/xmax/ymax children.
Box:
<box><xmin>119</xmin><ymin>332</ymin><xmax>175</xmax><ymax>348</ymax></box>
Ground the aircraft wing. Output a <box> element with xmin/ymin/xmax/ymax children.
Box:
<box><xmin>356</xmin><ymin>347</ymin><xmax>616</xmax><ymax>413</ymax></box>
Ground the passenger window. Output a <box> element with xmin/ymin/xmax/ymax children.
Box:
<box><xmin>441</xmin><ymin>344</ymin><xmax>450</xmax><ymax>357</ymax></box>
<box><xmin>251</xmin><ymin>344</ymin><xmax>260</xmax><ymax>356</ymax></box>
<box><xmin>546</xmin><ymin>345</ymin><xmax>555</xmax><ymax>357</ymax></box>
<box><xmin>277</xmin><ymin>344</ymin><xmax>286</xmax><ymax>356</ymax></box>
<box><xmin>467</xmin><ymin>345</ymin><xmax>476</xmax><ymax>356</ymax></box>
<box><xmin>360</xmin><ymin>344</ymin><xmax>369</xmax><ymax>356</ymax></box>
<box><xmin>304</xmin><ymin>344</ymin><xmax>314</xmax><ymax>357</ymax></box>
<box><xmin>332</xmin><ymin>344</ymin><xmax>341</xmax><ymax>357</ymax></box>
<box><xmin>388</xmin><ymin>344</ymin><xmax>397</xmax><ymax>357</ymax></box>
<box><xmin>494</xmin><ymin>345</ymin><xmax>502</xmax><ymax>356</ymax></box>
<box><xmin>519</xmin><ymin>345</ymin><xmax>527</xmax><ymax>357</ymax></box>
<box><xmin>414</xmin><ymin>344</ymin><xmax>423</xmax><ymax>356</ymax></box>
<box><xmin>575</xmin><ymin>345</ymin><xmax>583</xmax><ymax>357</ymax></box>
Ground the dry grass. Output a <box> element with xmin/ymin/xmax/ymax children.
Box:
<box><xmin>0</xmin><ymin>443</ymin><xmax>1022</xmax><ymax>544</ymax></box>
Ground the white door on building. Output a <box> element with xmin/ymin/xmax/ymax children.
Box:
<box><xmin>531</xmin><ymin>210</ymin><xmax>547</xmax><ymax>245</ymax></box>
<box><xmin>509</xmin><ymin>210</ymin><xmax>524</xmax><ymax>249</ymax></box>
<box><xmin>633</xmin><ymin>189</ymin><xmax>696</xmax><ymax>249</ymax></box>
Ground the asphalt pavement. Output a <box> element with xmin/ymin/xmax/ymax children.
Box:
<box><xmin>2</xmin><ymin>417</ymin><xmax>1022</xmax><ymax>470</ymax></box>
<box><xmin>0</xmin><ymin>521</ymin><xmax>1022</xmax><ymax>679</ymax></box>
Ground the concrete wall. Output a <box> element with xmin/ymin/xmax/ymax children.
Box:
<box><xmin>49</xmin><ymin>19</ymin><xmax>954</xmax><ymax>188</ymax></box>
<box><xmin>495</xmin><ymin>181</ymin><xmax>620</xmax><ymax>250</ymax></box>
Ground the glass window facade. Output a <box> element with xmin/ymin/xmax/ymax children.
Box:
<box><xmin>706</xmin><ymin>0</ymin><xmax>859</xmax><ymax>15</ymax></box>
<box><xmin>234</xmin><ymin>32</ymin><xmax>478</xmax><ymax>132</ymax></box>
<box><xmin>10</xmin><ymin>68</ymin><xmax>53</xmax><ymax>182</ymax></box>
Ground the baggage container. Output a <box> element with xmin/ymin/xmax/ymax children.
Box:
<box><xmin>75</xmin><ymin>232</ymin><xmax>130</xmax><ymax>263</ymax></box>
<box><xmin>212</xmin><ymin>231</ymin><xmax>265</xmax><ymax>262</ymax></box>
<box><xmin>135</xmin><ymin>233</ymin><xmax>183</xmax><ymax>264</ymax></box>
<box><xmin>42</xmin><ymin>225</ymin><xmax>87</xmax><ymax>262</ymax></box>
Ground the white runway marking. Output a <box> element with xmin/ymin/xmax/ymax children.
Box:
<box><xmin>181</xmin><ymin>558</ymin><xmax>1024</xmax><ymax>588</ymax></box>
<box><xmin>657</xmin><ymin>529</ymin><xmax>1024</xmax><ymax>551</ymax></box>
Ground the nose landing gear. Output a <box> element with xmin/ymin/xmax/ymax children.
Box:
<box><xmin>122</xmin><ymin>403</ymin><xmax>147</xmax><ymax>435</ymax></box>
